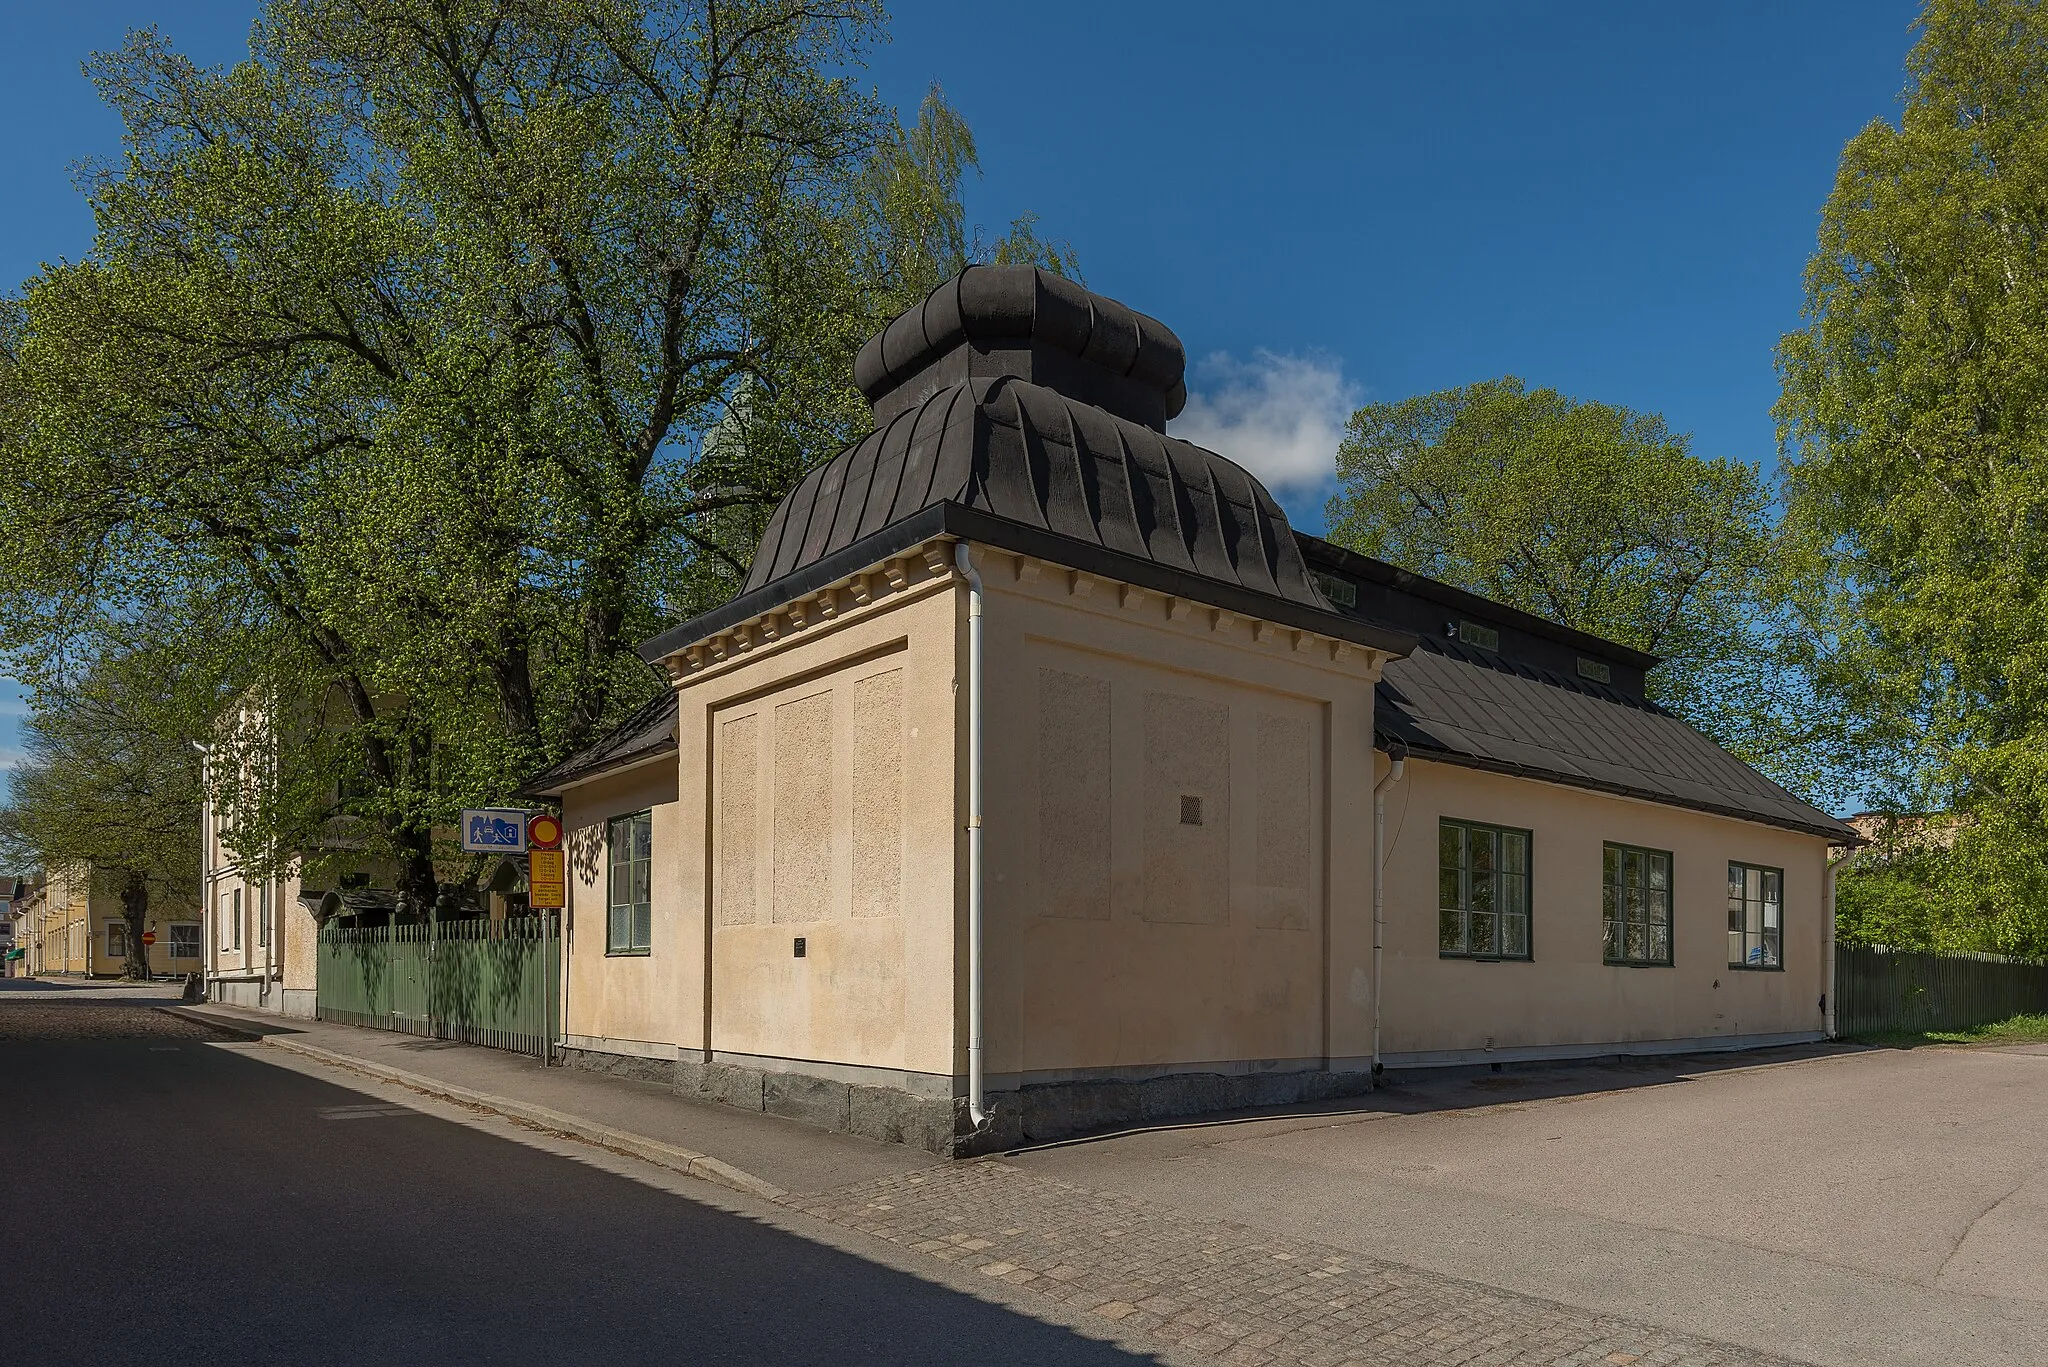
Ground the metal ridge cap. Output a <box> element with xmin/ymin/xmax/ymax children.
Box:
<box><xmin>1299</xmin><ymin>533</ymin><xmax>1662</xmax><ymax>671</ymax></box>
<box><xmin>939</xmin><ymin>504</ymin><xmax>1417</xmax><ymax>659</ymax></box>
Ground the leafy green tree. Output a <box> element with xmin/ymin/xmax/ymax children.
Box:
<box><xmin>1326</xmin><ymin>377</ymin><xmax>1815</xmax><ymax>783</ymax></box>
<box><xmin>0</xmin><ymin>0</ymin><xmax>1066</xmax><ymax>911</ymax></box>
<box><xmin>0</xmin><ymin>640</ymin><xmax>214</xmax><ymax>978</ymax></box>
<box><xmin>1777</xmin><ymin>0</ymin><xmax>2048</xmax><ymax>955</ymax></box>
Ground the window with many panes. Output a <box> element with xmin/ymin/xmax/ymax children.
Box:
<box><xmin>1603</xmin><ymin>843</ymin><xmax>1672</xmax><ymax>966</ymax></box>
<box><xmin>1728</xmin><ymin>862</ymin><xmax>1783</xmax><ymax>969</ymax></box>
<box><xmin>106</xmin><ymin>922</ymin><xmax>127</xmax><ymax>959</ymax></box>
<box><xmin>1439</xmin><ymin>819</ymin><xmax>1531</xmax><ymax>959</ymax></box>
<box><xmin>169</xmin><ymin>923</ymin><xmax>202</xmax><ymax>960</ymax></box>
<box><xmin>607</xmin><ymin>811</ymin><xmax>653</xmax><ymax>955</ymax></box>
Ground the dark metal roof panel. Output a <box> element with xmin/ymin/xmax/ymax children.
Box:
<box><xmin>521</xmin><ymin>688</ymin><xmax>679</xmax><ymax>797</ymax></box>
<box><xmin>1376</xmin><ymin>646</ymin><xmax>1857</xmax><ymax>842</ymax></box>
<box><xmin>734</xmin><ymin>375</ymin><xmax>1333</xmax><ymax>619</ymax></box>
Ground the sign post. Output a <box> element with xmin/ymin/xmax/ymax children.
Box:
<box><xmin>526</xmin><ymin>813</ymin><xmax>564</xmax><ymax>1065</ymax></box>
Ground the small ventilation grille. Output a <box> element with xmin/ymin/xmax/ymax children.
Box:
<box><xmin>1179</xmin><ymin>794</ymin><xmax>1204</xmax><ymax>826</ymax></box>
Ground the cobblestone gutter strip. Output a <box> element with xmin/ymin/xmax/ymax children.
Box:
<box><xmin>790</xmin><ymin>1163</ymin><xmax>1812</xmax><ymax>1367</ymax></box>
<box><xmin>257</xmin><ymin>1036</ymin><xmax>787</xmax><ymax>1203</ymax></box>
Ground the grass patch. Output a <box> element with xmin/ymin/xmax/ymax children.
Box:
<box><xmin>1849</xmin><ymin>1012</ymin><xmax>2048</xmax><ymax>1049</ymax></box>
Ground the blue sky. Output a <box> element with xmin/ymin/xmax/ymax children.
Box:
<box><xmin>0</xmin><ymin>1</ymin><xmax>1922</xmax><ymax>780</ymax></box>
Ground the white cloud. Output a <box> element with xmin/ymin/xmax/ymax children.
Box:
<box><xmin>1169</xmin><ymin>350</ymin><xmax>1359</xmax><ymax>495</ymax></box>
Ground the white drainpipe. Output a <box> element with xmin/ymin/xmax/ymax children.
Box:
<box><xmin>1824</xmin><ymin>856</ymin><xmax>1840</xmax><ymax>1039</ymax></box>
<box><xmin>1371</xmin><ymin>747</ymin><xmax>1407</xmax><ymax>1082</ymax></box>
<box><xmin>194</xmin><ymin>742</ymin><xmax>213</xmax><ymax>997</ymax></box>
<box><xmin>955</xmin><ymin>540</ymin><xmax>990</xmax><ymax>1129</ymax></box>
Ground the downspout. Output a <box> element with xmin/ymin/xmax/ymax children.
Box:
<box><xmin>1371</xmin><ymin>743</ymin><xmax>1407</xmax><ymax>1084</ymax></box>
<box><xmin>955</xmin><ymin>541</ymin><xmax>989</xmax><ymax>1130</ymax></box>
<box><xmin>1824</xmin><ymin>854</ymin><xmax>1840</xmax><ymax>1039</ymax></box>
<box><xmin>194</xmin><ymin>743</ymin><xmax>213</xmax><ymax>999</ymax></box>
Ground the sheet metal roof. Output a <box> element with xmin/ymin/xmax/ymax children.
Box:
<box><xmin>1374</xmin><ymin>641</ymin><xmax>1857</xmax><ymax>842</ymax></box>
<box><xmin>639</xmin><ymin>266</ymin><xmax>1415</xmax><ymax>665</ymax></box>
<box><xmin>520</xmin><ymin>687</ymin><xmax>678</xmax><ymax>797</ymax></box>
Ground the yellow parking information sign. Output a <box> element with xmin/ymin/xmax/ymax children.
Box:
<box><xmin>529</xmin><ymin>848</ymin><xmax>566</xmax><ymax>909</ymax></box>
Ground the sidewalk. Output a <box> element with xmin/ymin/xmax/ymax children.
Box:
<box><xmin>181</xmin><ymin>1004</ymin><xmax>935</xmax><ymax>1199</ymax></box>
<box><xmin>183</xmin><ymin>1006</ymin><xmax>1811</xmax><ymax>1367</ymax></box>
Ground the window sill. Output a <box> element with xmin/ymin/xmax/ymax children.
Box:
<box><xmin>605</xmin><ymin>948</ymin><xmax>652</xmax><ymax>958</ymax></box>
<box><xmin>1438</xmin><ymin>953</ymin><xmax>1531</xmax><ymax>963</ymax></box>
<box><xmin>1603</xmin><ymin>959</ymin><xmax>1674</xmax><ymax>969</ymax></box>
<box><xmin>1727</xmin><ymin>963</ymin><xmax>1784</xmax><ymax>973</ymax></box>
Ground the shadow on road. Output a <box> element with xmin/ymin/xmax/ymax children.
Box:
<box><xmin>1003</xmin><ymin>1041</ymin><xmax>1867</xmax><ymax>1153</ymax></box>
<box><xmin>1</xmin><ymin>1019</ymin><xmax>1160</xmax><ymax>1367</ymax></box>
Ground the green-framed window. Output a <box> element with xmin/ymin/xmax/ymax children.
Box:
<box><xmin>1728</xmin><ymin>862</ymin><xmax>1783</xmax><ymax>970</ymax></box>
<box><xmin>1603</xmin><ymin>843</ymin><xmax>1672</xmax><ymax>966</ymax></box>
<box><xmin>1438</xmin><ymin>819</ymin><xmax>1531</xmax><ymax>959</ymax></box>
<box><xmin>607</xmin><ymin>810</ymin><xmax>653</xmax><ymax>955</ymax></box>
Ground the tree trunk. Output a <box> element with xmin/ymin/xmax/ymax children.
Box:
<box><xmin>119</xmin><ymin>870</ymin><xmax>151</xmax><ymax>983</ymax></box>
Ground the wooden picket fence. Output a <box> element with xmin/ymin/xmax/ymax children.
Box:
<box><xmin>1835</xmin><ymin>944</ymin><xmax>2048</xmax><ymax>1036</ymax></box>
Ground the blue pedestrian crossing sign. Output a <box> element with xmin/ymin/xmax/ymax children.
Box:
<box><xmin>461</xmin><ymin>808</ymin><xmax>531</xmax><ymax>854</ymax></box>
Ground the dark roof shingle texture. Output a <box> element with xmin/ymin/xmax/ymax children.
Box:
<box><xmin>521</xmin><ymin>687</ymin><xmax>677</xmax><ymax>796</ymax></box>
<box><xmin>1376</xmin><ymin>644</ymin><xmax>1856</xmax><ymax>842</ymax></box>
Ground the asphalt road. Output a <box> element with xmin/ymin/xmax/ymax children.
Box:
<box><xmin>0</xmin><ymin>998</ymin><xmax>1155</xmax><ymax>1367</ymax></box>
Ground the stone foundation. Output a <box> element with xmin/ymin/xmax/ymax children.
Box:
<box><xmin>559</xmin><ymin>1046</ymin><xmax>1373</xmax><ymax>1157</ymax></box>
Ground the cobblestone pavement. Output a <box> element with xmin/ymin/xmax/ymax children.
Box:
<box><xmin>792</xmin><ymin>1161</ymin><xmax>1811</xmax><ymax>1367</ymax></box>
<box><xmin>0</xmin><ymin>1000</ymin><xmax>238</xmax><ymax>1040</ymax></box>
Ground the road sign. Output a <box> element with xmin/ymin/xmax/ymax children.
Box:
<box><xmin>528</xmin><ymin>848</ymin><xmax>566</xmax><ymax>909</ymax></box>
<box><xmin>461</xmin><ymin>808</ymin><xmax>530</xmax><ymax>853</ymax></box>
<box><xmin>527</xmin><ymin>813</ymin><xmax>563</xmax><ymax>851</ymax></box>
<box><xmin>140</xmin><ymin>931</ymin><xmax>156</xmax><ymax>946</ymax></box>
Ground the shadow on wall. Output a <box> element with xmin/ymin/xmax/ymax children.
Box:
<box><xmin>3</xmin><ymin>1025</ymin><xmax>1168</xmax><ymax>1367</ymax></box>
<box><xmin>569</xmin><ymin>819</ymin><xmax>604</xmax><ymax>892</ymax></box>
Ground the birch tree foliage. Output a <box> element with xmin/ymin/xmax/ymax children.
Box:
<box><xmin>0</xmin><ymin>0</ymin><xmax>1067</xmax><ymax>907</ymax></box>
<box><xmin>1325</xmin><ymin>378</ymin><xmax>1814</xmax><ymax>789</ymax></box>
<box><xmin>1777</xmin><ymin>0</ymin><xmax>2048</xmax><ymax>954</ymax></box>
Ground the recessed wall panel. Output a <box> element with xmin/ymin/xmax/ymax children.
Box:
<box><xmin>1142</xmin><ymin>690</ymin><xmax>1230</xmax><ymax>925</ymax></box>
<box><xmin>1038</xmin><ymin>668</ymin><xmax>1113</xmax><ymax>921</ymax></box>
<box><xmin>772</xmin><ymin>690</ymin><xmax>833</xmax><ymax>924</ymax></box>
<box><xmin>852</xmin><ymin>669</ymin><xmax>904</xmax><ymax>919</ymax></box>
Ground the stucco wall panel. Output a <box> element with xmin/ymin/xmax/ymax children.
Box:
<box><xmin>1037</xmin><ymin>667</ymin><xmax>1113</xmax><ymax>922</ymax></box>
<box><xmin>714</xmin><ymin>715</ymin><xmax>759</xmax><ymax>927</ymax></box>
<box><xmin>979</xmin><ymin>568</ymin><xmax>1377</xmax><ymax>1082</ymax></box>
<box><xmin>561</xmin><ymin>761</ymin><xmax>684</xmax><ymax>1050</ymax></box>
<box><xmin>771</xmin><ymin>690</ymin><xmax>835</xmax><ymax>925</ymax></box>
<box><xmin>667</xmin><ymin>580</ymin><xmax>959</xmax><ymax>1078</ymax></box>
<box><xmin>1141</xmin><ymin>690</ymin><xmax>1231</xmax><ymax>926</ymax></box>
<box><xmin>1377</xmin><ymin>757</ymin><xmax>1831</xmax><ymax>1059</ymax></box>
<box><xmin>851</xmin><ymin>668</ymin><xmax>905</xmax><ymax>920</ymax></box>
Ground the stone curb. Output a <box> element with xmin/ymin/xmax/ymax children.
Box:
<box><xmin>255</xmin><ymin>1035</ymin><xmax>790</xmax><ymax>1204</ymax></box>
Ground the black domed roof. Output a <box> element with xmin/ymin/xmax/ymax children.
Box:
<box><xmin>639</xmin><ymin>269</ymin><xmax>1415</xmax><ymax>664</ymax></box>
<box><xmin>741</xmin><ymin>374</ymin><xmax>1320</xmax><ymax>607</ymax></box>
<box><xmin>855</xmin><ymin>266</ymin><xmax>1188</xmax><ymax>431</ymax></box>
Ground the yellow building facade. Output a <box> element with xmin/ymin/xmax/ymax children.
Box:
<box><xmin>528</xmin><ymin>267</ymin><xmax>1856</xmax><ymax>1155</ymax></box>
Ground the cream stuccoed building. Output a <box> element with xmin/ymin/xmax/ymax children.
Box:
<box><xmin>522</xmin><ymin>266</ymin><xmax>1859</xmax><ymax>1156</ymax></box>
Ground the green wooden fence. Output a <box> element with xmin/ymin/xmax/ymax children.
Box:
<box><xmin>317</xmin><ymin>916</ymin><xmax>558</xmax><ymax>1059</ymax></box>
<box><xmin>1835</xmin><ymin>944</ymin><xmax>2048</xmax><ymax>1037</ymax></box>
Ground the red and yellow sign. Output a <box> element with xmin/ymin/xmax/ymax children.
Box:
<box><xmin>529</xmin><ymin>848</ymin><xmax>566</xmax><ymax>909</ymax></box>
<box><xmin>527</xmin><ymin>813</ymin><xmax>563</xmax><ymax>850</ymax></box>
<box><xmin>140</xmin><ymin>931</ymin><xmax>157</xmax><ymax>946</ymax></box>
